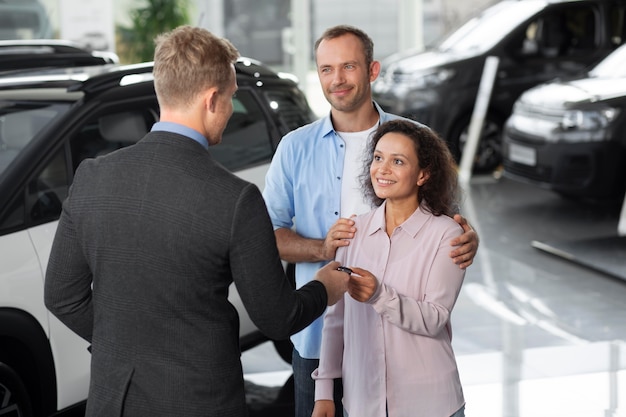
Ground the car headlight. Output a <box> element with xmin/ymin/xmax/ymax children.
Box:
<box><xmin>393</xmin><ymin>68</ymin><xmax>456</xmax><ymax>89</ymax></box>
<box><xmin>560</xmin><ymin>108</ymin><xmax>619</xmax><ymax>131</ymax></box>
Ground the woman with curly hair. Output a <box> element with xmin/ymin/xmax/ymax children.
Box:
<box><xmin>312</xmin><ymin>119</ymin><xmax>467</xmax><ymax>417</ymax></box>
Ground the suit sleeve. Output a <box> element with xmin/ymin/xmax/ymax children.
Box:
<box><xmin>229</xmin><ymin>183</ymin><xmax>327</xmax><ymax>340</ymax></box>
<box><xmin>44</xmin><ymin>189</ymin><xmax>94</xmax><ymax>343</ymax></box>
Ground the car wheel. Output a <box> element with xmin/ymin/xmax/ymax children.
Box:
<box><xmin>0</xmin><ymin>362</ymin><xmax>34</xmax><ymax>417</ymax></box>
<box><xmin>450</xmin><ymin>113</ymin><xmax>503</xmax><ymax>173</ymax></box>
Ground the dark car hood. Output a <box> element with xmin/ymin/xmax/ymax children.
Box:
<box><xmin>520</xmin><ymin>77</ymin><xmax>626</xmax><ymax>109</ymax></box>
<box><xmin>381</xmin><ymin>48</ymin><xmax>476</xmax><ymax>74</ymax></box>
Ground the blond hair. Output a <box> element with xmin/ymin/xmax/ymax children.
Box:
<box><xmin>153</xmin><ymin>25</ymin><xmax>239</xmax><ymax>109</ymax></box>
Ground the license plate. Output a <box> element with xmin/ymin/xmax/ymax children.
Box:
<box><xmin>509</xmin><ymin>143</ymin><xmax>536</xmax><ymax>166</ymax></box>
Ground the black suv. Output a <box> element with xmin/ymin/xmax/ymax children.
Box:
<box><xmin>373</xmin><ymin>0</ymin><xmax>626</xmax><ymax>172</ymax></box>
<box><xmin>0</xmin><ymin>58</ymin><xmax>314</xmax><ymax>416</ymax></box>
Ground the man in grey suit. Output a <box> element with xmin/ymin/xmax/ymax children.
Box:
<box><xmin>44</xmin><ymin>25</ymin><xmax>349</xmax><ymax>417</ymax></box>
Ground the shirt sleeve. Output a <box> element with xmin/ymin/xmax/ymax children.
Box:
<box><xmin>312</xmin><ymin>246</ymin><xmax>347</xmax><ymax>401</ymax></box>
<box><xmin>262</xmin><ymin>135</ymin><xmax>295</xmax><ymax>230</ymax></box>
<box><xmin>369</xmin><ymin>223</ymin><xmax>466</xmax><ymax>337</ymax></box>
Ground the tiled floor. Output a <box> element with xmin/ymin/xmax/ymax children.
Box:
<box><xmin>243</xmin><ymin>174</ymin><xmax>626</xmax><ymax>417</ymax></box>
<box><xmin>453</xmin><ymin>175</ymin><xmax>626</xmax><ymax>417</ymax></box>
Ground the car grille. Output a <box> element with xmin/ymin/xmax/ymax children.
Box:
<box><xmin>515</xmin><ymin>102</ymin><xmax>565</xmax><ymax>122</ymax></box>
<box><xmin>552</xmin><ymin>155</ymin><xmax>592</xmax><ymax>187</ymax></box>
<box><xmin>503</xmin><ymin>160</ymin><xmax>552</xmax><ymax>183</ymax></box>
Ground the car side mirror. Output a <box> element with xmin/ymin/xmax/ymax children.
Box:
<box><xmin>31</xmin><ymin>190</ymin><xmax>62</xmax><ymax>221</ymax></box>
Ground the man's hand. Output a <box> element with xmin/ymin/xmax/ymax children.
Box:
<box><xmin>312</xmin><ymin>399</ymin><xmax>335</xmax><ymax>417</ymax></box>
<box><xmin>313</xmin><ymin>261</ymin><xmax>349</xmax><ymax>306</ymax></box>
<box><xmin>450</xmin><ymin>214</ymin><xmax>479</xmax><ymax>269</ymax></box>
<box><xmin>319</xmin><ymin>217</ymin><xmax>356</xmax><ymax>261</ymax></box>
<box><xmin>346</xmin><ymin>266</ymin><xmax>378</xmax><ymax>302</ymax></box>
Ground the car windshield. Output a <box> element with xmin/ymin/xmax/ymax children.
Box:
<box><xmin>589</xmin><ymin>44</ymin><xmax>626</xmax><ymax>78</ymax></box>
<box><xmin>0</xmin><ymin>100</ymin><xmax>69</xmax><ymax>177</ymax></box>
<box><xmin>439</xmin><ymin>0</ymin><xmax>545</xmax><ymax>54</ymax></box>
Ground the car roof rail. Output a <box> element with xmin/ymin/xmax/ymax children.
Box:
<box><xmin>69</xmin><ymin>62</ymin><xmax>154</xmax><ymax>95</ymax></box>
<box><xmin>68</xmin><ymin>56</ymin><xmax>287</xmax><ymax>97</ymax></box>
<box><xmin>73</xmin><ymin>57</ymin><xmax>280</xmax><ymax>93</ymax></box>
<box><xmin>236</xmin><ymin>56</ymin><xmax>280</xmax><ymax>79</ymax></box>
<box><xmin>0</xmin><ymin>39</ymin><xmax>119</xmax><ymax>72</ymax></box>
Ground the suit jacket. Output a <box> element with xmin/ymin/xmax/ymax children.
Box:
<box><xmin>44</xmin><ymin>131</ymin><xmax>327</xmax><ymax>416</ymax></box>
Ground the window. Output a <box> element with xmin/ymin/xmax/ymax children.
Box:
<box><xmin>209</xmin><ymin>89</ymin><xmax>272</xmax><ymax>171</ymax></box>
<box><xmin>518</xmin><ymin>5</ymin><xmax>597</xmax><ymax>58</ymax></box>
<box><xmin>69</xmin><ymin>109</ymin><xmax>155</xmax><ymax>171</ymax></box>
<box><xmin>265</xmin><ymin>87</ymin><xmax>314</xmax><ymax>135</ymax></box>
<box><xmin>0</xmin><ymin>106</ymin><xmax>62</xmax><ymax>176</ymax></box>
<box><xmin>26</xmin><ymin>148</ymin><xmax>67</xmax><ymax>223</ymax></box>
<box><xmin>0</xmin><ymin>106</ymin><xmax>157</xmax><ymax>233</ymax></box>
<box><xmin>610</xmin><ymin>3</ymin><xmax>626</xmax><ymax>46</ymax></box>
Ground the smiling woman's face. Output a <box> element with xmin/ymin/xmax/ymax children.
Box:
<box><xmin>370</xmin><ymin>131</ymin><xmax>427</xmax><ymax>204</ymax></box>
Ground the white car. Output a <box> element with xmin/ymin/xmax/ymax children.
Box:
<box><xmin>0</xmin><ymin>58</ymin><xmax>314</xmax><ymax>415</ymax></box>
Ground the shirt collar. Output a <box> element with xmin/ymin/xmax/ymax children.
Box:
<box><xmin>367</xmin><ymin>201</ymin><xmax>430</xmax><ymax>238</ymax></box>
<box><xmin>320</xmin><ymin>101</ymin><xmax>388</xmax><ymax>139</ymax></box>
<box><xmin>151</xmin><ymin>121</ymin><xmax>209</xmax><ymax>150</ymax></box>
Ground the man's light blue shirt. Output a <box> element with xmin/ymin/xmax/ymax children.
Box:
<box><xmin>151</xmin><ymin>121</ymin><xmax>209</xmax><ymax>150</ymax></box>
<box><xmin>262</xmin><ymin>102</ymin><xmax>414</xmax><ymax>359</ymax></box>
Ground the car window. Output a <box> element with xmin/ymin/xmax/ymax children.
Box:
<box><xmin>515</xmin><ymin>4</ymin><xmax>597</xmax><ymax>58</ymax></box>
<box><xmin>609</xmin><ymin>3</ymin><xmax>626</xmax><ymax>47</ymax></box>
<box><xmin>0</xmin><ymin>105</ymin><xmax>63</xmax><ymax>176</ymax></box>
<box><xmin>27</xmin><ymin>148</ymin><xmax>67</xmax><ymax>223</ymax></box>
<box><xmin>0</xmin><ymin>105</ymin><xmax>157</xmax><ymax>233</ymax></box>
<box><xmin>264</xmin><ymin>87</ymin><xmax>315</xmax><ymax>135</ymax></box>
<box><xmin>439</xmin><ymin>1</ymin><xmax>545</xmax><ymax>54</ymax></box>
<box><xmin>0</xmin><ymin>146</ymin><xmax>67</xmax><ymax>232</ymax></box>
<box><xmin>70</xmin><ymin>109</ymin><xmax>156</xmax><ymax>171</ymax></box>
<box><xmin>209</xmin><ymin>88</ymin><xmax>273</xmax><ymax>171</ymax></box>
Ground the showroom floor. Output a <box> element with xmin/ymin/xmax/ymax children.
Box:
<box><xmin>242</xmin><ymin>174</ymin><xmax>626</xmax><ymax>417</ymax></box>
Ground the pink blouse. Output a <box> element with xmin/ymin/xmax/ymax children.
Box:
<box><xmin>313</xmin><ymin>202</ymin><xmax>466</xmax><ymax>417</ymax></box>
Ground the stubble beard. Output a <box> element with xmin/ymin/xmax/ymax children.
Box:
<box><xmin>325</xmin><ymin>84</ymin><xmax>370</xmax><ymax>114</ymax></box>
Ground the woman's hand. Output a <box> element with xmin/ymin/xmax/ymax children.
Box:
<box><xmin>346</xmin><ymin>267</ymin><xmax>378</xmax><ymax>302</ymax></box>
<box><xmin>312</xmin><ymin>399</ymin><xmax>336</xmax><ymax>417</ymax></box>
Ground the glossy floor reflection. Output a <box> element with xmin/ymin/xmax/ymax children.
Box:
<box><xmin>456</xmin><ymin>175</ymin><xmax>626</xmax><ymax>417</ymax></box>
<box><xmin>243</xmin><ymin>175</ymin><xmax>626</xmax><ymax>417</ymax></box>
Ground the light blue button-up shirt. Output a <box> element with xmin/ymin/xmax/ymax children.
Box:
<box><xmin>262</xmin><ymin>102</ymin><xmax>414</xmax><ymax>358</ymax></box>
<box><xmin>151</xmin><ymin>121</ymin><xmax>208</xmax><ymax>150</ymax></box>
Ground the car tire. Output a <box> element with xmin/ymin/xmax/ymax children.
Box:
<box><xmin>450</xmin><ymin>113</ymin><xmax>503</xmax><ymax>173</ymax></box>
<box><xmin>0</xmin><ymin>362</ymin><xmax>34</xmax><ymax>417</ymax></box>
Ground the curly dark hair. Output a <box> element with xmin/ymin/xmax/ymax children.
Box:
<box><xmin>360</xmin><ymin>119</ymin><xmax>461</xmax><ymax>217</ymax></box>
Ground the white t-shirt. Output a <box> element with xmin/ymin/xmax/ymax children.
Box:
<box><xmin>337</xmin><ymin>122</ymin><xmax>378</xmax><ymax>218</ymax></box>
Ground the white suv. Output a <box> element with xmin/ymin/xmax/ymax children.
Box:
<box><xmin>0</xmin><ymin>59</ymin><xmax>313</xmax><ymax>415</ymax></box>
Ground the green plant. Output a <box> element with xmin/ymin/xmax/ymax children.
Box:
<box><xmin>116</xmin><ymin>0</ymin><xmax>190</xmax><ymax>64</ymax></box>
